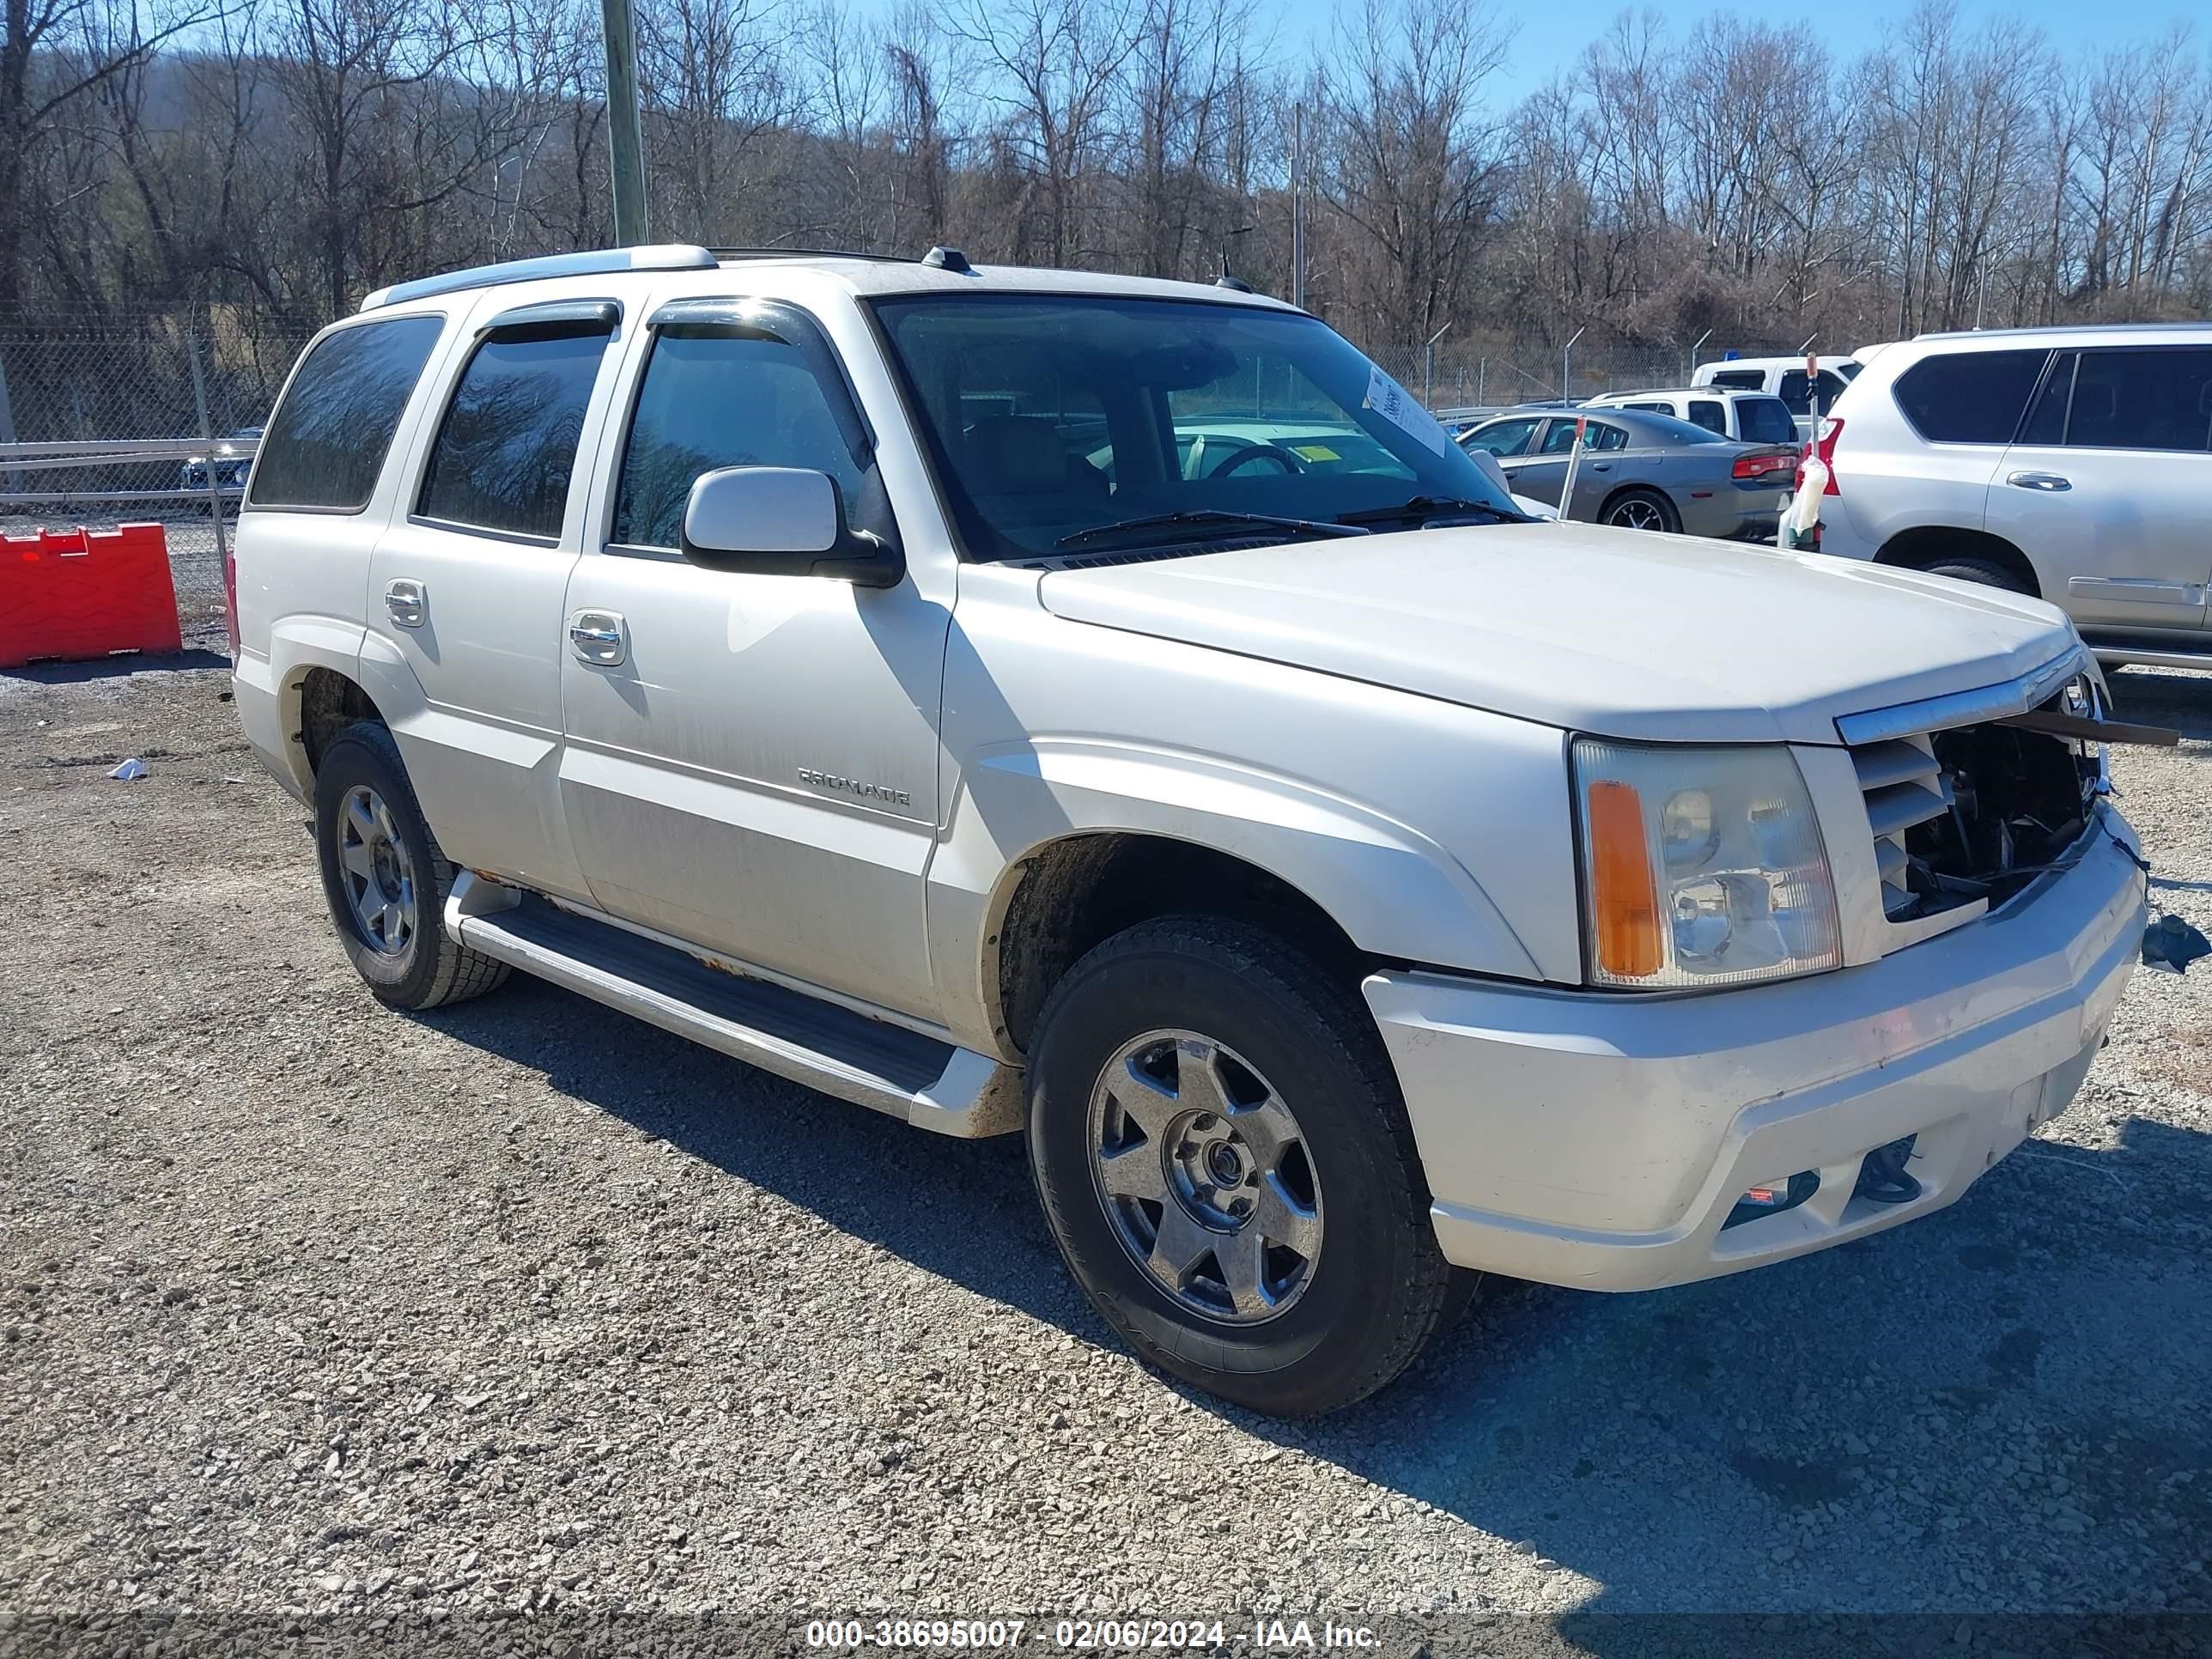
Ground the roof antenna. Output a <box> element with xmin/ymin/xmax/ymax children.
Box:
<box><xmin>922</xmin><ymin>246</ymin><xmax>972</xmax><ymax>274</ymax></box>
<box><xmin>1215</xmin><ymin>225</ymin><xmax>1255</xmax><ymax>292</ymax></box>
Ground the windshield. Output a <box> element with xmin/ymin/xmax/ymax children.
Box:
<box><xmin>870</xmin><ymin>294</ymin><xmax>1520</xmax><ymax>559</ymax></box>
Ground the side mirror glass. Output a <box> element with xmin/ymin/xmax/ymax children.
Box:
<box><xmin>678</xmin><ymin>466</ymin><xmax>902</xmax><ymax>587</ymax></box>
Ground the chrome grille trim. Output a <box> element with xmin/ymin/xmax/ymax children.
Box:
<box><xmin>1832</xmin><ymin>643</ymin><xmax>2091</xmax><ymax>748</ymax></box>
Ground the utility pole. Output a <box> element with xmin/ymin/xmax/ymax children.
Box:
<box><xmin>1290</xmin><ymin>103</ymin><xmax>1306</xmax><ymax>310</ymax></box>
<box><xmin>603</xmin><ymin>0</ymin><xmax>647</xmax><ymax>246</ymax></box>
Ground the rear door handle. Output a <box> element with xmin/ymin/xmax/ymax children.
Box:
<box><xmin>568</xmin><ymin>609</ymin><xmax>627</xmax><ymax>666</ymax></box>
<box><xmin>385</xmin><ymin>579</ymin><xmax>426</xmax><ymax>628</ymax></box>
<box><xmin>2007</xmin><ymin>471</ymin><xmax>2071</xmax><ymax>492</ymax></box>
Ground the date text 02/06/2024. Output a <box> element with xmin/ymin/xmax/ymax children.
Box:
<box><xmin>802</xmin><ymin>1618</ymin><xmax>1382</xmax><ymax>1650</ymax></box>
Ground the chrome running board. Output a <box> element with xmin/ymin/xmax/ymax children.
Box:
<box><xmin>447</xmin><ymin>872</ymin><xmax>1022</xmax><ymax>1138</ymax></box>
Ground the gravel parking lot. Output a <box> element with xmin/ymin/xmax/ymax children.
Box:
<box><xmin>2</xmin><ymin>654</ymin><xmax>2208</xmax><ymax>1656</ymax></box>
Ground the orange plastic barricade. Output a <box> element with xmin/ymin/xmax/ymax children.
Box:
<box><xmin>0</xmin><ymin>522</ymin><xmax>183</xmax><ymax>668</ymax></box>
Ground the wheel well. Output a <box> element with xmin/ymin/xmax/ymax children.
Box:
<box><xmin>989</xmin><ymin>834</ymin><xmax>1367</xmax><ymax>1055</ymax></box>
<box><xmin>1875</xmin><ymin>527</ymin><xmax>2040</xmax><ymax>597</ymax></box>
<box><xmin>295</xmin><ymin>668</ymin><xmax>385</xmax><ymax>775</ymax></box>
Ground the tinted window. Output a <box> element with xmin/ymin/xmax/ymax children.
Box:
<box><xmin>1835</xmin><ymin>362</ymin><xmax>1862</xmax><ymax>381</ymax></box>
<box><xmin>1621</xmin><ymin>400</ymin><xmax>1675</xmax><ymax>416</ymax></box>
<box><xmin>249</xmin><ymin>316</ymin><xmax>443</xmax><ymax>510</ymax></box>
<box><xmin>1708</xmin><ymin>369</ymin><xmax>1764</xmax><ymax>391</ymax></box>
<box><xmin>1736</xmin><ymin>397</ymin><xmax>1799</xmax><ymax>445</ymax></box>
<box><xmin>1778</xmin><ymin>371</ymin><xmax>1810</xmax><ymax>414</ymax></box>
<box><xmin>2064</xmin><ymin>347</ymin><xmax>2212</xmax><ymax>453</ymax></box>
<box><xmin>1686</xmin><ymin>400</ymin><xmax>1727</xmax><ymax>434</ymax></box>
<box><xmin>613</xmin><ymin>330</ymin><xmax>869</xmax><ymax>549</ymax></box>
<box><xmin>1892</xmin><ymin>349</ymin><xmax>2048</xmax><ymax>444</ymax></box>
<box><xmin>418</xmin><ymin>327</ymin><xmax>611</xmax><ymax>538</ymax></box>
<box><xmin>1539</xmin><ymin>419</ymin><xmax>1628</xmax><ymax>453</ymax></box>
<box><xmin>1465</xmin><ymin>416</ymin><xmax>1541</xmax><ymax>457</ymax></box>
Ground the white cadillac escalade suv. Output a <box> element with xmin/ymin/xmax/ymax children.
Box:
<box><xmin>232</xmin><ymin>246</ymin><xmax>2146</xmax><ymax>1415</ymax></box>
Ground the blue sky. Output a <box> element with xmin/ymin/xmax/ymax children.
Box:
<box><xmin>1474</xmin><ymin>0</ymin><xmax>2199</xmax><ymax>82</ymax></box>
<box><xmin>1345</xmin><ymin>0</ymin><xmax>2194</xmax><ymax>84</ymax></box>
<box><xmin>881</xmin><ymin>0</ymin><xmax>2201</xmax><ymax>88</ymax></box>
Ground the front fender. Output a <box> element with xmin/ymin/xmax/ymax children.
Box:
<box><xmin>927</xmin><ymin>591</ymin><xmax>1583</xmax><ymax>1055</ymax></box>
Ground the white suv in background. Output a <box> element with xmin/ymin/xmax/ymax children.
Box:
<box><xmin>1583</xmin><ymin>386</ymin><xmax>1802</xmax><ymax>446</ymax></box>
<box><xmin>1815</xmin><ymin>325</ymin><xmax>2212</xmax><ymax>670</ymax></box>
<box><xmin>1693</xmin><ymin>355</ymin><xmax>1861</xmax><ymax>435</ymax></box>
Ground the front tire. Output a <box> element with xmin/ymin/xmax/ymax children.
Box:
<box><xmin>1026</xmin><ymin>916</ymin><xmax>1463</xmax><ymax>1415</ymax></box>
<box><xmin>313</xmin><ymin>721</ymin><xmax>510</xmax><ymax>1011</ymax></box>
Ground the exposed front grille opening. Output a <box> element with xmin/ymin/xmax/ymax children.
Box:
<box><xmin>1852</xmin><ymin>678</ymin><xmax>2100</xmax><ymax>927</ymax></box>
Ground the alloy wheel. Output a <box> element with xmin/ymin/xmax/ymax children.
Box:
<box><xmin>333</xmin><ymin>784</ymin><xmax>417</xmax><ymax>956</ymax></box>
<box><xmin>1086</xmin><ymin>1030</ymin><xmax>1323</xmax><ymax>1325</ymax></box>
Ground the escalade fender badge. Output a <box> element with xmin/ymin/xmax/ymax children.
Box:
<box><xmin>797</xmin><ymin>766</ymin><xmax>912</xmax><ymax>807</ymax></box>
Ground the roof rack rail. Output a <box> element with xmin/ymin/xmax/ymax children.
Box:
<box><xmin>360</xmin><ymin>245</ymin><xmax>720</xmax><ymax>312</ymax></box>
<box><xmin>704</xmin><ymin>246</ymin><xmax>921</xmax><ymax>264</ymax></box>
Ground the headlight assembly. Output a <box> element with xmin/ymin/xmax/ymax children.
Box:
<box><xmin>1574</xmin><ymin>738</ymin><xmax>1841</xmax><ymax>989</ymax></box>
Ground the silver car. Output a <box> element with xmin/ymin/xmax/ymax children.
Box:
<box><xmin>1460</xmin><ymin>406</ymin><xmax>1799</xmax><ymax>538</ymax></box>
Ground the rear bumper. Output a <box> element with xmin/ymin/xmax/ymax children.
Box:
<box><xmin>1364</xmin><ymin>811</ymin><xmax>2144</xmax><ymax>1291</ymax></box>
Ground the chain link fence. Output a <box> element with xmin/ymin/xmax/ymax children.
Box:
<box><xmin>1363</xmin><ymin>339</ymin><xmax>1786</xmax><ymax>414</ymax></box>
<box><xmin>0</xmin><ymin>312</ymin><xmax>318</xmax><ymax>655</ymax></box>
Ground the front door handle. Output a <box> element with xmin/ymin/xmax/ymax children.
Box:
<box><xmin>568</xmin><ymin>609</ymin><xmax>627</xmax><ymax>666</ymax></box>
<box><xmin>1590</xmin><ymin>462</ymin><xmax>1613</xmax><ymax>472</ymax></box>
<box><xmin>385</xmin><ymin>579</ymin><xmax>426</xmax><ymax>628</ymax></box>
<box><xmin>2007</xmin><ymin>471</ymin><xmax>2071</xmax><ymax>492</ymax></box>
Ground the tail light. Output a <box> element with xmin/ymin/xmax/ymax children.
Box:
<box><xmin>222</xmin><ymin>537</ymin><xmax>240</xmax><ymax>659</ymax></box>
<box><xmin>1813</xmin><ymin>417</ymin><xmax>1844</xmax><ymax>495</ymax></box>
<box><xmin>1731</xmin><ymin>451</ymin><xmax>1796</xmax><ymax>480</ymax></box>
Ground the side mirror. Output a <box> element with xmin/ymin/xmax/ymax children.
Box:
<box><xmin>679</xmin><ymin>466</ymin><xmax>904</xmax><ymax>588</ymax></box>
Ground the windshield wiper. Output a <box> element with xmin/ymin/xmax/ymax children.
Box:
<box><xmin>1054</xmin><ymin>508</ymin><xmax>1370</xmax><ymax>550</ymax></box>
<box><xmin>1334</xmin><ymin>495</ymin><xmax>1529</xmax><ymax>527</ymax></box>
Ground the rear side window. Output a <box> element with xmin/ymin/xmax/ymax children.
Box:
<box><xmin>248</xmin><ymin>316</ymin><xmax>443</xmax><ymax>510</ymax></box>
<box><xmin>1540</xmin><ymin>419</ymin><xmax>1627</xmax><ymax>453</ymax></box>
<box><xmin>1685</xmin><ymin>400</ymin><xmax>1727</xmax><ymax>434</ymax></box>
<box><xmin>2063</xmin><ymin>347</ymin><xmax>2212</xmax><ymax>453</ymax></box>
<box><xmin>1892</xmin><ymin>349</ymin><xmax>2048</xmax><ymax>444</ymax></box>
<box><xmin>1736</xmin><ymin>397</ymin><xmax>1799</xmax><ymax>445</ymax></box>
<box><xmin>1707</xmin><ymin>369</ymin><xmax>1764</xmax><ymax>391</ymax></box>
<box><xmin>418</xmin><ymin>324</ymin><xmax>613</xmax><ymax>539</ymax></box>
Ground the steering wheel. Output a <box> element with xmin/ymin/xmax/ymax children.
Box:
<box><xmin>1208</xmin><ymin>444</ymin><xmax>1300</xmax><ymax>479</ymax></box>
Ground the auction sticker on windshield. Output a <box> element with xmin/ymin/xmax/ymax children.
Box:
<box><xmin>1364</xmin><ymin>364</ymin><xmax>1450</xmax><ymax>455</ymax></box>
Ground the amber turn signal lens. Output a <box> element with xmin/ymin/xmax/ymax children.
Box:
<box><xmin>1587</xmin><ymin>779</ymin><xmax>1661</xmax><ymax>979</ymax></box>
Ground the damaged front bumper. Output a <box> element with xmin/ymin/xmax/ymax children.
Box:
<box><xmin>1364</xmin><ymin>805</ymin><xmax>2145</xmax><ymax>1291</ymax></box>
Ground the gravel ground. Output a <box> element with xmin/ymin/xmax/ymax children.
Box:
<box><xmin>0</xmin><ymin>658</ymin><xmax>2208</xmax><ymax>1657</ymax></box>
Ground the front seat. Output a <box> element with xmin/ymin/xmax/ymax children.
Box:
<box><xmin>963</xmin><ymin>416</ymin><xmax>1107</xmax><ymax>498</ymax></box>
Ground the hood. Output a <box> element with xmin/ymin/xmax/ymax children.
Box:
<box><xmin>1036</xmin><ymin>523</ymin><xmax>2076</xmax><ymax>744</ymax></box>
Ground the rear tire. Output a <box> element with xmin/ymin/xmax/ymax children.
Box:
<box><xmin>1602</xmin><ymin>487</ymin><xmax>1678</xmax><ymax>533</ymax></box>
<box><xmin>1920</xmin><ymin>555</ymin><xmax>2031</xmax><ymax>594</ymax></box>
<box><xmin>1025</xmin><ymin>915</ymin><xmax>1466</xmax><ymax>1416</ymax></box>
<box><xmin>313</xmin><ymin>721</ymin><xmax>510</xmax><ymax>1011</ymax></box>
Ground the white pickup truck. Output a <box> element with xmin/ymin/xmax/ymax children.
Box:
<box><xmin>232</xmin><ymin>246</ymin><xmax>2145</xmax><ymax>1414</ymax></box>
